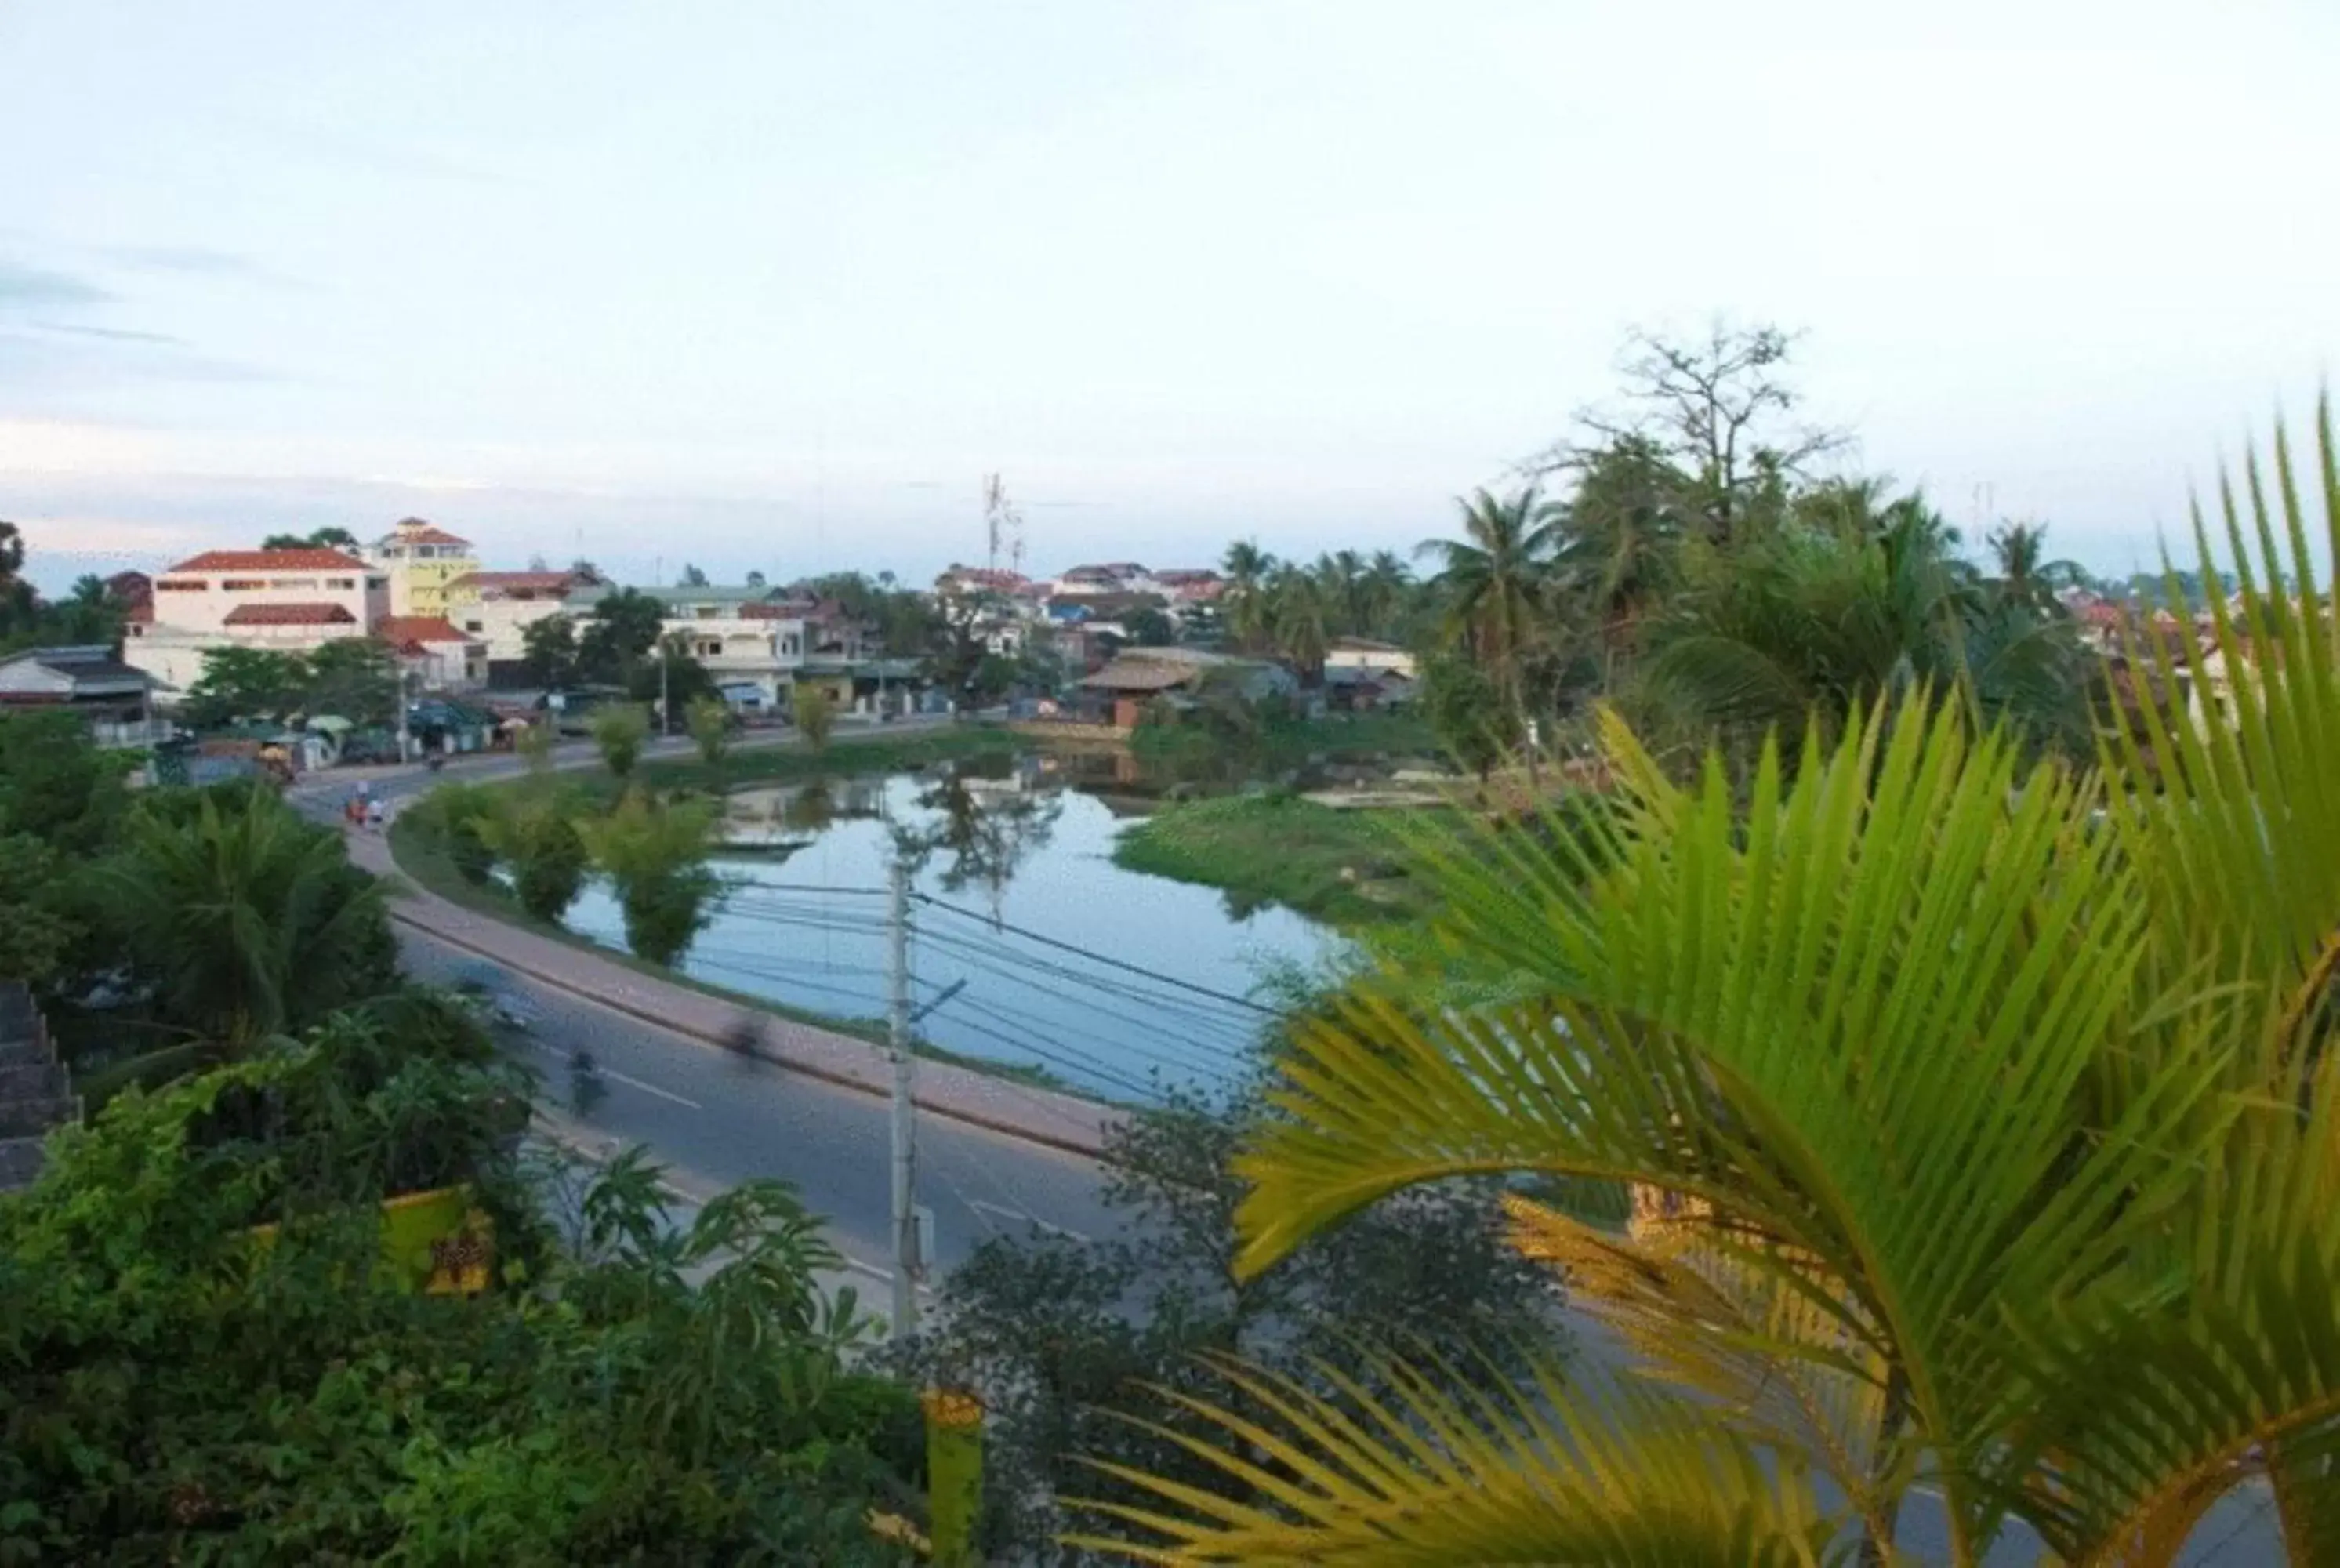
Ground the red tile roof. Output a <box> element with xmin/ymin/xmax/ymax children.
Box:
<box><xmin>383</xmin><ymin>518</ymin><xmax>473</xmax><ymax>547</ymax></box>
<box><xmin>373</xmin><ymin>615</ymin><xmax>473</xmax><ymax>648</ymax></box>
<box><xmin>223</xmin><ymin>602</ymin><xmax>359</xmax><ymax>627</ymax></box>
<box><xmin>165</xmin><ymin>548</ymin><xmax>370</xmax><ymax>573</ymax></box>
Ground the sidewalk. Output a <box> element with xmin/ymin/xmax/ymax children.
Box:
<box><xmin>345</xmin><ymin>825</ymin><xmax>1119</xmax><ymax>1160</ymax></box>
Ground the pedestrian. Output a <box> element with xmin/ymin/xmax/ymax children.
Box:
<box><xmin>366</xmin><ymin>797</ymin><xmax>386</xmax><ymax>832</ymax></box>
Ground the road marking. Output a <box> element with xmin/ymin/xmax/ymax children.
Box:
<box><xmin>528</xmin><ymin>1039</ymin><xmax>703</xmax><ymax>1109</ymax></box>
<box><xmin>969</xmin><ymin>1198</ymin><xmax>1090</xmax><ymax>1241</ymax></box>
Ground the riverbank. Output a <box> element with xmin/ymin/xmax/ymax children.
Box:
<box><xmin>1111</xmin><ymin>793</ymin><xmax>1443</xmax><ymax>926</ymax></box>
<box><xmin>386</xmin><ymin>724</ymin><xmax>1074</xmax><ymax>1092</ymax></box>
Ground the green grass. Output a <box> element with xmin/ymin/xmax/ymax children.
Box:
<box><xmin>1112</xmin><ymin>793</ymin><xmax>1446</xmax><ymax>926</ymax></box>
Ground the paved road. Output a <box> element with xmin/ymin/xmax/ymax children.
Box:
<box><xmin>403</xmin><ymin>931</ymin><xmax>1113</xmax><ymax>1288</ymax></box>
<box><xmin>304</xmin><ymin>743</ymin><xmax>2281</xmax><ymax>1563</ymax></box>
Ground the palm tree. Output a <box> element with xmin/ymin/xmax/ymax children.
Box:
<box><xmin>1418</xmin><ymin>486</ymin><xmax>1562</xmax><ymax>766</ymax></box>
<box><xmin>1220</xmin><ymin>539</ymin><xmax>1278</xmax><ymax>654</ymax></box>
<box><xmin>1085</xmin><ymin>410</ymin><xmax>2340</xmax><ymax>1564</ymax></box>
<box><xmin>1361</xmin><ymin>550</ymin><xmax>1415</xmax><ymax>641</ymax></box>
<box><xmin>1267</xmin><ymin>568</ymin><xmax>1330</xmax><ymax>684</ymax></box>
<box><xmin>1551</xmin><ymin>433</ymin><xmax>1685</xmax><ymax>682</ymax></box>
<box><xmin>96</xmin><ymin>788</ymin><xmax>393</xmax><ymax>1069</ymax></box>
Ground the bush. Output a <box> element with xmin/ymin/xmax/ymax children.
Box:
<box><xmin>575</xmin><ymin>790</ymin><xmax>720</xmax><ymax>966</ymax></box>
<box><xmin>477</xmin><ymin>793</ymin><xmax>592</xmax><ymax>924</ymax></box>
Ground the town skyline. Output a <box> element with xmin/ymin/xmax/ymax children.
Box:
<box><xmin>9</xmin><ymin>1</ymin><xmax>2340</xmax><ymax>590</ymax></box>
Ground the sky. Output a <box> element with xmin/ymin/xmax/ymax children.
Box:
<box><xmin>4</xmin><ymin>0</ymin><xmax>2338</xmax><ymax>592</ymax></box>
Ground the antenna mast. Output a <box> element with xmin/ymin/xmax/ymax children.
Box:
<box><xmin>982</xmin><ymin>473</ymin><xmax>1025</xmax><ymax>575</ymax></box>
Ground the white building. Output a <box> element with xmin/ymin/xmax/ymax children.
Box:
<box><xmin>375</xmin><ymin>616</ymin><xmax>487</xmax><ymax>691</ymax></box>
<box><xmin>1323</xmin><ymin>637</ymin><xmax>1418</xmax><ymax>680</ymax></box>
<box><xmin>125</xmin><ymin>548</ymin><xmax>390</xmax><ymax>696</ymax></box>
<box><xmin>448</xmin><ymin>570</ymin><xmax>587</xmax><ymax>673</ymax></box>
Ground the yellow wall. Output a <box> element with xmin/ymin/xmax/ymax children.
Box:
<box><xmin>388</xmin><ymin>555</ymin><xmax>480</xmax><ymax>618</ymax></box>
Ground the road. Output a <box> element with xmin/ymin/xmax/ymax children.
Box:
<box><xmin>310</xmin><ymin>746</ymin><xmax>2280</xmax><ymax>1563</ymax></box>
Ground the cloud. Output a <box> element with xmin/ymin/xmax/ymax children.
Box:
<box><xmin>0</xmin><ymin>263</ymin><xmax>114</xmax><ymax>311</ymax></box>
<box><xmin>96</xmin><ymin>243</ymin><xmax>268</xmax><ymax>278</ymax></box>
<box><xmin>25</xmin><ymin>320</ymin><xmax>186</xmax><ymax>346</ymax></box>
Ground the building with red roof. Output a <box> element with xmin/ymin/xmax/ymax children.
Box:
<box><xmin>126</xmin><ymin>548</ymin><xmax>391</xmax><ymax>697</ymax></box>
<box><xmin>365</xmin><ymin>518</ymin><xmax>480</xmax><ymax>619</ymax></box>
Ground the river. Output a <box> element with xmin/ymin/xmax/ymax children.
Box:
<box><xmin>560</xmin><ymin>756</ymin><xmax>1341</xmax><ymax>1098</ymax></box>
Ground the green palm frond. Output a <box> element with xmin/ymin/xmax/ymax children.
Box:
<box><xmin>1068</xmin><ymin>1352</ymin><xmax>1846</xmax><ymax>1566</ymax></box>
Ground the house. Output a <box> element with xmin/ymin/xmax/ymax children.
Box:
<box><xmin>561</xmin><ymin>583</ymin><xmax>891</xmax><ymax>710</ymax></box>
<box><xmin>1324</xmin><ymin>637</ymin><xmax>1419</xmax><ymax>681</ymax></box>
<box><xmin>445</xmin><ymin>570</ymin><xmax>587</xmax><ymax>681</ymax></box>
<box><xmin>1052</xmin><ymin>562</ymin><xmax>1158</xmax><ymax>597</ymax></box>
<box><xmin>935</xmin><ymin>564</ymin><xmax>1032</xmax><ymax>599</ymax></box>
<box><xmin>0</xmin><ymin>645</ymin><xmax>165</xmax><ymax>747</ymax></box>
<box><xmin>1322</xmin><ymin>663</ymin><xmax>1417</xmax><ymax>713</ymax></box>
<box><xmin>1076</xmin><ymin>647</ymin><xmax>1295</xmax><ymax>730</ymax></box>
<box><xmin>125</xmin><ymin>547</ymin><xmax>390</xmax><ymax>696</ymax></box>
<box><xmin>375</xmin><ymin>615</ymin><xmax>488</xmax><ymax>691</ymax></box>
<box><xmin>366</xmin><ymin>518</ymin><xmax>481</xmax><ymax>619</ymax></box>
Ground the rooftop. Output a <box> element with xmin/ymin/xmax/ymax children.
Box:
<box><xmin>374</xmin><ymin>615</ymin><xmax>474</xmax><ymax>649</ymax></box>
<box><xmin>222</xmin><ymin>602</ymin><xmax>360</xmax><ymax>627</ymax></box>
<box><xmin>378</xmin><ymin>518</ymin><xmax>473</xmax><ymax>548</ymax></box>
<box><xmin>165</xmin><ymin>548</ymin><xmax>370</xmax><ymax>574</ymax></box>
<box><xmin>449</xmin><ymin>570</ymin><xmax>578</xmax><ymax>594</ymax></box>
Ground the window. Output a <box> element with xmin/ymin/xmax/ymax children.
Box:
<box><xmin>696</xmin><ymin>640</ymin><xmax>723</xmax><ymax>659</ymax></box>
<box><xmin>780</xmin><ymin>634</ymin><xmax>801</xmax><ymax>656</ymax></box>
<box><xmin>379</xmin><ymin>547</ymin><xmax>405</xmax><ymax>560</ymax></box>
<box><xmin>157</xmin><ymin>579</ymin><xmax>207</xmax><ymax>591</ymax></box>
<box><xmin>327</xmin><ymin>577</ymin><xmax>356</xmax><ymax>590</ymax></box>
<box><xmin>367</xmin><ymin>578</ymin><xmax>389</xmax><ymax>590</ymax></box>
<box><xmin>220</xmin><ymin>579</ymin><xmax>265</xmax><ymax>591</ymax></box>
<box><xmin>463</xmin><ymin>619</ymin><xmax>485</xmax><ymax>633</ymax></box>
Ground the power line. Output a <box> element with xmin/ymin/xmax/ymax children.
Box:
<box><xmin>912</xmin><ymin>891</ymin><xmax>1280</xmax><ymax>1016</ymax></box>
<box><xmin>905</xmin><ymin>929</ymin><xmax>1261</xmax><ymax>1068</ymax></box>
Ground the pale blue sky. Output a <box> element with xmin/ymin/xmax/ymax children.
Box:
<box><xmin>4</xmin><ymin>0</ymin><xmax>2337</xmax><ymax>590</ymax></box>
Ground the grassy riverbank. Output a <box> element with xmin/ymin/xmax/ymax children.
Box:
<box><xmin>1111</xmin><ymin>793</ymin><xmax>1444</xmax><ymax>926</ymax></box>
<box><xmin>386</xmin><ymin>724</ymin><xmax>1068</xmax><ymax>1090</ymax></box>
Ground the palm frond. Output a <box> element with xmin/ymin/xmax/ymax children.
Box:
<box><xmin>1068</xmin><ymin>1352</ymin><xmax>1846</xmax><ymax>1566</ymax></box>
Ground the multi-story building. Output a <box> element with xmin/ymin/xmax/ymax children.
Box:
<box><xmin>559</xmin><ymin>583</ymin><xmax>887</xmax><ymax>711</ymax></box>
<box><xmin>125</xmin><ymin>548</ymin><xmax>390</xmax><ymax>695</ymax></box>
<box><xmin>447</xmin><ymin>570</ymin><xmax>589</xmax><ymax>680</ymax></box>
<box><xmin>366</xmin><ymin>518</ymin><xmax>480</xmax><ymax>619</ymax></box>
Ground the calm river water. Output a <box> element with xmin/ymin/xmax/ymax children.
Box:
<box><xmin>561</xmin><ymin>758</ymin><xmax>1338</xmax><ymax>1098</ymax></box>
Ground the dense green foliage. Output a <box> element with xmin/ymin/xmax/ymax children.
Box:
<box><xmin>183</xmin><ymin>638</ymin><xmax>399</xmax><ymax>730</ymax></box>
<box><xmin>589</xmin><ymin>702</ymin><xmax>650</xmax><ymax>779</ymax></box>
<box><xmin>1112</xmin><ymin>795</ymin><xmax>1426</xmax><ymax>925</ymax></box>
<box><xmin>0</xmin><ymin>1042</ymin><xmax>920</xmax><ymax>1562</ymax></box>
<box><xmin>0</xmin><ymin>522</ymin><xmax>129</xmax><ymax>652</ymax></box>
<box><xmin>575</xmin><ymin>790</ymin><xmax>720</xmax><ymax>966</ymax></box>
<box><xmin>888</xmin><ymin>1079</ymin><xmax>1558</xmax><ymax>1562</ymax></box>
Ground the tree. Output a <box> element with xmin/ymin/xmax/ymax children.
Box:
<box><xmin>521</xmin><ymin>612</ymin><xmax>580</xmax><ymax>689</ymax></box>
<box><xmin>686</xmin><ymin>693</ymin><xmax>731</xmax><ymax>770</ymax></box>
<box><xmin>1220</xmin><ymin>540</ymin><xmax>1278</xmax><ymax>654</ymax></box>
<box><xmin>575</xmin><ymin>790</ymin><xmax>720</xmax><ymax>967</ymax></box>
<box><xmin>577</xmin><ymin>590</ymin><xmax>666</xmax><ymax>688</ymax></box>
<box><xmin>0</xmin><ymin>1046</ymin><xmax>916</xmax><ymax>1561</ymax></box>
<box><xmin>1418</xmin><ymin>653</ymin><xmax>1518</xmax><ymax>783</ymax></box>
<box><xmin>258</xmin><ymin>526</ymin><xmax>357</xmax><ymax>550</ymax></box>
<box><xmin>746</xmin><ymin>569</ymin><xmax>767</xmax><ymax>589</ymax></box>
<box><xmin>95</xmin><ymin>786</ymin><xmax>396</xmax><ymax>1062</ymax></box>
<box><xmin>182</xmin><ymin>645</ymin><xmax>308</xmax><ymax>728</ymax></box>
<box><xmin>891</xmin><ymin>1078</ymin><xmax>1558</xmax><ymax>1559</ymax></box>
<box><xmin>1265</xmin><ymin>568</ymin><xmax>1330</xmax><ymax>682</ymax></box>
<box><xmin>793</xmin><ymin>681</ymin><xmax>836</xmax><ymax>753</ymax></box>
<box><xmin>590</xmin><ymin>704</ymin><xmax>651</xmax><ymax>780</ymax></box>
<box><xmin>476</xmin><ymin>793</ymin><xmax>591</xmax><ymax>923</ymax></box>
<box><xmin>1095</xmin><ymin>416</ymin><xmax>2340</xmax><ymax>1565</ymax></box>
<box><xmin>631</xmin><ymin>632</ymin><xmax>715</xmax><ymax>718</ymax></box>
<box><xmin>1122</xmin><ymin>606</ymin><xmax>1177</xmax><ymax>648</ymax></box>
<box><xmin>1549</xmin><ymin>432</ymin><xmax>1688</xmax><ymax>681</ymax></box>
<box><xmin>307</xmin><ymin>636</ymin><xmax>397</xmax><ymax>725</ymax></box>
<box><xmin>1550</xmin><ymin>321</ymin><xmax>1845</xmax><ymax>543</ymax></box>
<box><xmin>1419</xmin><ymin>486</ymin><xmax>1561</xmax><ymax>761</ymax></box>
<box><xmin>677</xmin><ymin>563</ymin><xmax>709</xmax><ymax>587</ymax></box>
<box><xmin>1645</xmin><ymin>487</ymin><xmax>2091</xmax><ymax>763</ymax></box>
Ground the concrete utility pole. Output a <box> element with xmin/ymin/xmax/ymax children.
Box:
<box><xmin>887</xmin><ymin>851</ymin><xmax>920</xmax><ymax>1336</ymax></box>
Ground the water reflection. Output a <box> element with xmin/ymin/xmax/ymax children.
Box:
<box><xmin>563</xmin><ymin>758</ymin><xmax>1337</xmax><ymax>1096</ymax></box>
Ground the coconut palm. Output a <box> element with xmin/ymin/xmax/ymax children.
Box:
<box><xmin>1418</xmin><ymin>486</ymin><xmax>1562</xmax><ymax>757</ymax></box>
<box><xmin>1086</xmin><ymin>410</ymin><xmax>2340</xmax><ymax>1564</ymax></box>
<box><xmin>1267</xmin><ymin>568</ymin><xmax>1332</xmax><ymax>683</ymax></box>
<box><xmin>1221</xmin><ymin>539</ymin><xmax>1279</xmax><ymax>654</ymax></box>
<box><xmin>1551</xmin><ymin>433</ymin><xmax>1687</xmax><ymax>681</ymax></box>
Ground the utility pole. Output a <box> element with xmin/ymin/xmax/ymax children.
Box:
<box><xmin>658</xmin><ymin>637</ymin><xmax>671</xmax><ymax>737</ymax></box>
<box><xmin>887</xmin><ymin>851</ymin><xmax>920</xmax><ymax>1336</ymax></box>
